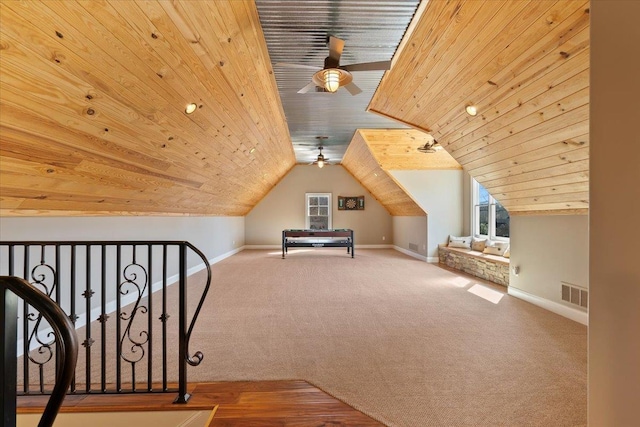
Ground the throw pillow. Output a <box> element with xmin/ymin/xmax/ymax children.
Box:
<box><xmin>448</xmin><ymin>235</ymin><xmax>472</xmax><ymax>249</ymax></box>
<box><xmin>471</xmin><ymin>237</ymin><xmax>487</xmax><ymax>252</ymax></box>
<box><xmin>483</xmin><ymin>241</ymin><xmax>508</xmax><ymax>256</ymax></box>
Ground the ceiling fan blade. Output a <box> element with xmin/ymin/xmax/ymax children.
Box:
<box><xmin>344</xmin><ymin>82</ymin><xmax>362</xmax><ymax>96</ymax></box>
<box><xmin>275</xmin><ymin>62</ymin><xmax>321</xmax><ymax>70</ymax></box>
<box><xmin>328</xmin><ymin>36</ymin><xmax>344</xmax><ymax>62</ymax></box>
<box><xmin>297</xmin><ymin>81</ymin><xmax>318</xmax><ymax>94</ymax></box>
<box><xmin>340</xmin><ymin>60</ymin><xmax>391</xmax><ymax>72</ymax></box>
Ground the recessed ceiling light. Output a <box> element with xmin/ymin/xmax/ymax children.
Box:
<box><xmin>185</xmin><ymin>103</ymin><xmax>197</xmax><ymax>114</ymax></box>
<box><xmin>465</xmin><ymin>105</ymin><xmax>478</xmax><ymax>116</ymax></box>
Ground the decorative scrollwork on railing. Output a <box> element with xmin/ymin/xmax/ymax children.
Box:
<box><xmin>26</xmin><ymin>262</ymin><xmax>57</xmax><ymax>368</ymax></box>
<box><xmin>118</xmin><ymin>262</ymin><xmax>149</xmax><ymax>365</ymax></box>
<box><xmin>3</xmin><ymin>240</ymin><xmax>213</xmax><ymax>404</ymax></box>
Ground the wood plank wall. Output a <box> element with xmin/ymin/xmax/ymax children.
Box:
<box><xmin>368</xmin><ymin>0</ymin><xmax>590</xmax><ymax>215</ymax></box>
<box><xmin>0</xmin><ymin>1</ymin><xmax>295</xmax><ymax>216</ymax></box>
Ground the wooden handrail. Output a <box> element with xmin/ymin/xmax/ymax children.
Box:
<box><xmin>1</xmin><ymin>276</ymin><xmax>78</xmax><ymax>427</ymax></box>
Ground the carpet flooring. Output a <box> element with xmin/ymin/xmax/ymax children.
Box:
<box><xmin>185</xmin><ymin>249</ymin><xmax>587</xmax><ymax>426</ymax></box>
<box><xmin>29</xmin><ymin>248</ymin><xmax>588</xmax><ymax>426</ymax></box>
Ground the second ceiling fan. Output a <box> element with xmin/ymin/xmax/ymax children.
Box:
<box><xmin>278</xmin><ymin>35</ymin><xmax>391</xmax><ymax>95</ymax></box>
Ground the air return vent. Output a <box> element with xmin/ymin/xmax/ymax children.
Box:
<box><xmin>561</xmin><ymin>282</ymin><xmax>588</xmax><ymax>309</ymax></box>
<box><xmin>409</xmin><ymin>243</ymin><xmax>418</xmax><ymax>252</ymax></box>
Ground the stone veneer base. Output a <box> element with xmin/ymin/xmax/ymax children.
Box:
<box><xmin>438</xmin><ymin>245</ymin><xmax>510</xmax><ymax>287</ymax></box>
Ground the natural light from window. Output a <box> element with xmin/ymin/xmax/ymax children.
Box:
<box><xmin>451</xmin><ymin>277</ymin><xmax>471</xmax><ymax>288</ymax></box>
<box><xmin>467</xmin><ymin>284</ymin><xmax>505</xmax><ymax>304</ymax></box>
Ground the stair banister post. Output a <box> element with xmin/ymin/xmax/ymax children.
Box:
<box><xmin>174</xmin><ymin>243</ymin><xmax>190</xmax><ymax>403</ymax></box>
<box><xmin>1</xmin><ymin>287</ymin><xmax>18</xmax><ymax>427</ymax></box>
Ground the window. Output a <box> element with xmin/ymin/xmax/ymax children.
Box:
<box><xmin>472</xmin><ymin>179</ymin><xmax>509</xmax><ymax>240</ymax></box>
<box><xmin>306</xmin><ymin>193</ymin><xmax>331</xmax><ymax>230</ymax></box>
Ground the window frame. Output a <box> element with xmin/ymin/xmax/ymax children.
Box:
<box><xmin>305</xmin><ymin>193</ymin><xmax>332</xmax><ymax>230</ymax></box>
<box><xmin>471</xmin><ymin>178</ymin><xmax>509</xmax><ymax>242</ymax></box>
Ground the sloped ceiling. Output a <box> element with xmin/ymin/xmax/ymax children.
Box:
<box><xmin>342</xmin><ymin>130</ymin><xmax>425</xmax><ymax>216</ymax></box>
<box><xmin>369</xmin><ymin>0</ymin><xmax>590</xmax><ymax>215</ymax></box>
<box><xmin>0</xmin><ymin>0</ymin><xmax>591</xmax><ymax>218</ymax></box>
<box><xmin>359</xmin><ymin>129</ymin><xmax>461</xmax><ymax>171</ymax></box>
<box><xmin>0</xmin><ymin>1</ymin><xmax>294</xmax><ymax>216</ymax></box>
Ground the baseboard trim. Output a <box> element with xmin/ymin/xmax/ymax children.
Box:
<box><xmin>357</xmin><ymin>244</ymin><xmax>393</xmax><ymax>249</ymax></box>
<box><xmin>243</xmin><ymin>244</ymin><xmax>394</xmax><ymax>250</ymax></box>
<box><xmin>243</xmin><ymin>244</ymin><xmax>281</xmax><ymax>249</ymax></box>
<box><xmin>508</xmin><ymin>286</ymin><xmax>588</xmax><ymax>325</ymax></box>
<box><xmin>427</xmin><ymin>257</ymin><xmax>439</xmax><ymax>263</ymax></box>
<box><xmin>393</xmin><ymin>245</ymin><xmax>428</xmax><ymax>262</ymax></box>
<box><xmin>209</xmin><ymin>246</ymin><xmax>244</xmax><ymax>264</ymax></box>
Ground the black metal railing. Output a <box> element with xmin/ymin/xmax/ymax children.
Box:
<box><xmin>2</xmin><ymin>276</ymin><xmax>78</xmax><ymax>427</ymax></box>
<box><xmin>0</xmin><ymin>241</ymin><xmax>212</xmax><ymax>404</ymax></box>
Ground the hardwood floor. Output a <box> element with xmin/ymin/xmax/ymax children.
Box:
<box><xmin>17</xmin><ymin>380</ymin><xmax>383</xmax><ymax>426</ymax></box>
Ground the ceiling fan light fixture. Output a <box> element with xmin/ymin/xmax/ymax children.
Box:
<box><xmin>315</xmin><ymin>146</ymin><xmax>327</xmax><ymax>168</ymax></box>
<box><xmin>312</xmin><ymin>68</ymin><xmax>352</xmax><ymax>93</ymax></box>
<box><xmin>465</xmin><ymin>105</ymin><xmax>478</xmax><ymax>116</ymax></box>
<box><xmin>323</xmin><ymin>69</ymin><xmax>341</xmax><ymax>92</ymax></box>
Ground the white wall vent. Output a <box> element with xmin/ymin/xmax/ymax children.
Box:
<box><xmin>561</xmin><ymin>281</ymin><xmax>588</xmax><ymax>309</ymax></box>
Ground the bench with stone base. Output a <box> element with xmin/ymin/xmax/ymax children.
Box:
<box><xmin>438</xmin><ymin>244</ymin><xmax>510</xmax><ymax>287</ymax></box>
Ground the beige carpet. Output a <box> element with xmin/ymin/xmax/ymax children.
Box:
<box><xmin>28</xmin><ymin>249</ymin><xmax>588</xmax><ymax>426</ymax></box>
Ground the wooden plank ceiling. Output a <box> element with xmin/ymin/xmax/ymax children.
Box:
<box><xmin>368</xmin><ymin>0</ymin><xmax>590</xmax><ymax>215</ymax></box>
<box><xmin>0</xmin><ymin>0</ymin><xmax>295</xmax><ymax>216</ymax></box>
<box><xmin>358</xmin><ymin>129</ymin><xmax>462</xmax><ymax>171</ymax></box>
<box><xmin>342</xmin><ymin>131</ymin><xmax>425</xmax><ymax>216</ymax></box>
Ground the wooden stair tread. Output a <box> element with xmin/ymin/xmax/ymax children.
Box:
<box><xmin>17</xmin><ymin>380</ymin><xmax>383</xmax><ymax>426</ymax></box>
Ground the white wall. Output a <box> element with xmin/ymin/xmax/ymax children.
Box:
<box><xmin>245</xmin><ymin>165</ymin><xmax>393</xmax><ymax>246</ymax></box>
<box><xmin>509</xmin><ymin>214</ymin><xmax>588</xmax><ymax>304</ymax></box>
<box><xmin>389</xmin><ymin>170</ymin><xmax>464</xmax><ymax>258</ymax></box>
<box><xmin>392</xmin><ymin>216</ymin><xmax>428</xmax><ymax>259</ymax></box>
<box><xmin>590</xmin><ymin>2</ymin><xmax>640</xmax><ymax>424</ymax></box>
<box><xmin>0</xmin><ymin>216</ymin><xmax>244</xmax><ymax>263</ymax></box>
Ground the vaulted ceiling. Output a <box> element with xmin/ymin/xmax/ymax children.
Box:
<box><xmin>0</xmin><ymin>1</ymin><xmax>590</xmax><ymax>217</ymax></box>
<box><xmin>0</xmin><ymin>1</ymin><xmax>294</xmax><ymax>215</ymax></box>
<box><xmin>369</xmin><ymin>0</ymin><xmax>590</xmax><ymax>215</ymax></box>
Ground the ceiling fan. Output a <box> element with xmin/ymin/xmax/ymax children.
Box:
<box><xmin>310</xmin><ymin>146</ymin><xmax>330</xmax><ymax>168</ymax></box>
<box><xmin>417</xmin><ymin>139</ymin><xmax>444</xmax><ymax>154</ymax></box>
<box><xmin>277</xmin><ymin>35</ymin><xmax>391</xmax><ymax>95</ymax></box>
